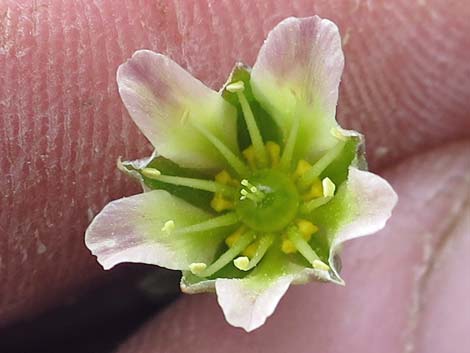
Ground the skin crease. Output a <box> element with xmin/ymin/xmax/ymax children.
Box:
<box><xmin>0</xmin><ymin>0</ymin><xmax>469</xmax><ymax>350</ymax></box>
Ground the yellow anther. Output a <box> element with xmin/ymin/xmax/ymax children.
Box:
<box><xmin>214</xmin><ymin>170</ymin><xmax>238</xmax><ymax>187</ymax></box>
<box><xmin>293</xmin><ymin>160</ymin><xmax>312</xmax><ymax>180</ymax></box>
<box><xmin>225</xmin><ymin>226</ymin><xmax>246</xmax><ymax>247</ymax></box>
<box><xmin>312</xmin><ymin>259</ymin><xmax>330</xmax><ymax>271</ymax></box>
<box><xmin>226</xmin><ymin>80</ymin><xmax>245</xmax><ymax>93</ymax></box>
<box><xmin>302</xmin><ymin>178</ymin><xmax>323</xmax><ymax>201</ymax></box>
<box><xmin>241</xmin><ymin>240</ymin><xmax>259</xmax><ymax>258</ymax></box>
<box><xmin>266</xmin><ymin>141</ymin><xmax>281</xmax><ymax>167</ymax></box>
<box><xmin>161</xmin><ymin>220</ymin><xmax>175</xmax><ymax>234</ymax></box>
<box><xmin>189</xmin><ymin>262</ymin><xmax>207</xmax><ymax>275</ymax></box>
<box><xmin>141</xmin><ymin>167</ymin><xmax>161</xmax><ymax>179</ymax></box>
<box><xmin>242</xmin><ymin>145</ymin><xmax>257</xmax><ymax>169</ymax></box>
<box><xmin>233</xmin><ymin>256</ymin><xmax>250</xmax><ymax>271</ymax></box>
<box><xmin>295</xmin><ymin>219</ymin><xmax>319</xmax><ymax>241</ymax></box>
<box><xmin>211</xmin><ymin>194</ymin><xmax>234</xmax><ymax>212</ymax></box>
<box><xmin>322</xmin><ymin>177</ymin><xmax>336</xmax><ymax>197</ymax></box>
<box><xmin>281</xmin><ymin>238</ymin><xmax>297</xmax><ymax>254</ymax></box>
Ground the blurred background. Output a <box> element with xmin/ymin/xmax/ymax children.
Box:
<box><xmin>1</xmin><ymin>265</ymin><xmax>180</xmax><ymax>352</ymax></box>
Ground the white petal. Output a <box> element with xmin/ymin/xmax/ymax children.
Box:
<box><xmin>215</xmin><ymin>276</ymin><xmax>292</xmax><ymax>332</ymax></box>
<box><xmin>328</xmin><ymin>167</ymin><xmax>398</xmax><ymax>278</ymax></box>
<box><xmin>117</xmin><ymin>50</ymin><xmax>239</xmax><ymax>170</ymax></box>
<box><xmin>85</xmin><ymin>190</ymin><xmax>228</xmax><ymax>270</ymax></box>
<box><xmin>333</xmin><ymin>167</ymin><xmax>398</xmax><ymax>247</ymax></box>
<box><xmin>251</xmin><ymin>16</ymin><xmax>344</xmax><ymax>159</ymax></box>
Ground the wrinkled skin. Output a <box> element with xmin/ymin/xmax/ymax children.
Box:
<box><xmin>1</xmin><ymin>0</ymin><xmax>469</xmax><ymax>352</ymax></box>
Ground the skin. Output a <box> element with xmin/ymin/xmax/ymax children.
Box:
<box><xmin>0</xmin><ymin>0</ymin><xmax>469</xmax><ymax>351</ymax></box>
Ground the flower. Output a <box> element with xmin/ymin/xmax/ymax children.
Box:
<box><xmin>85</xmin><ymin>16</ymin><xmax>398</xmax><ymax>332</ymax></box>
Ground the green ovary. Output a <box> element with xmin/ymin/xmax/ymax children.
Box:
<box><xmin>235</xmin><ymin>170</ymin><xmax>299</xmax><ymax>232</ymax></box>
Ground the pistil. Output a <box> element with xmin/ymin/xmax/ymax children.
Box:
<box><xmin>239</xmin><ymin>179</ymin><xmax>265</xmax><ymax>203</ymax></box>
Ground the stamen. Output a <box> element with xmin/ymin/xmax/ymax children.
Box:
<box><xmin>299</xmin><ymin>141</ymin><xmax>345</xmax><ymax>188</ymax></box>
<box><xmin>141</xmin><ymin>168</ymin><xmax>236</xmax><ymax>196</ymax></box>
<box><xmin>312</xmin><ymin>260</ymin><xmax>331</xmax><ymax>271</ymax></box>
<box><xmin>322</xmin><ymin>177</ymin><xmax>336</xmax><ymax>197</ymax></box>
<box><xmin>280</xmin><ymin>110</ymin><xmax>301</xmax><ymax>170</ymax></box>
<box><xmin>193</xmin><ymin>124</ymin><xmax>249</xmax><ymax>176</ymax></box>
<box><xmin>226</xmin><ymin>81</ymin><xmax>245</xmax><ymax>92</ymax></box>
<box><xmin>174</xmin><ymin>212</ymin><xmax>239</xmax><ymax>235</ymax></box>
<box><xmin>195</xmin><ymin>232</ymin><xmax>256</xmax><ymax>277</ymax></box>
<box><xmin>228</xmin><ymin>81</ymin><xmax>268</xmax><ymax>167</ymax></box>
<box><xmin>287</xmin><ymin>229</ymin><xmax>330</xmax><ymax>271</ymax></box>
<box><xmin>236</xmin><ymin>233</ymin><xmax>274</xmax><ymax>271</ymax></box>
<box><xmin>301</xmin><ymin>196</ymin><xmax>333</xmax><ymax>213</ymax></box>
<box><xmin>189</xmin><ymin>262</ymin><xmax>207</xmax><ymax>275</ymax></box>
<box><xmin>233</xmin><ymin>256</ymin><xmax>250</xmax><ymax>271</ymax></box>
<box><xmin>301</xmin><ymin>179</ymin><xmax>323</xmax><ymax>201</ymax></box>
<box><xmin>161</xmin><ymin>220</ymin><xmax>175</xmax><ymax>234</ymax></box>
<box><xmin>141</xmin><ymin>168</ymin><xmax>161</xmax><ymax>178</ymax></box>
<box><xmin>281</xmin><ymin>221</ymin><xmax>317</xmax><ymax>253</ymax></box>
<box><xmin>225</xmin><ymin>226</ymin><xmax>246</xmax><ymax>247</ymax></box>
<box><xmin>300</xmin><ymin>178</ymin><xmax>336</xmax><ymax>213</ymax></box>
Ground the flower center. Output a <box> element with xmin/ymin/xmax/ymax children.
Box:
<box><xmin>139</xmin><ymin>80</ymin><xmax>348</xmax><ymax>277</ymax></box>
<box><xmin>235</xmin><ymin>170</ymin><xmax>299</xmax><ymax>232</ymax></box>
